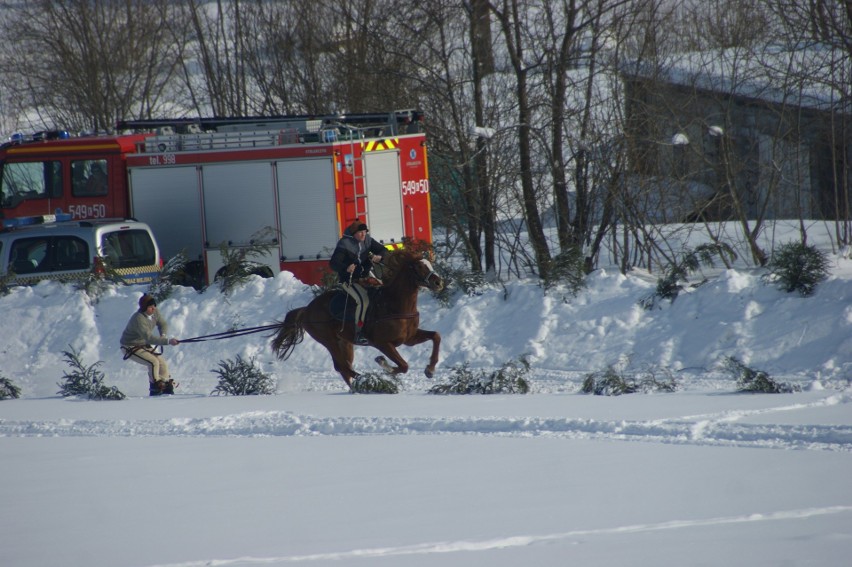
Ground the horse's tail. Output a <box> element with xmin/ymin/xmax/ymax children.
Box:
<box><xmin>271</xmin><ymin>307</ymin><xmax>306</xmax><ymax>360</ymax></box>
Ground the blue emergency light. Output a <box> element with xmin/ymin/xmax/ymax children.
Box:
<box><xmin>3</xmin><ymin>213</ymin><xmax>74</xmax><ymax>229</ymax></box>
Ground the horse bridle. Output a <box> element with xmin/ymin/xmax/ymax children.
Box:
<box><xmin>411</xmin><ymin>260</ymin><xmax>441</xmax><ymax>289</ymax></box>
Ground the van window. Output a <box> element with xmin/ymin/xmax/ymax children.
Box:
<box><xmin>0</xmin><ymin>161</ymin><xmax>63</xmax><ymax>207</ymax></box>
<box><xmin>72</xmin><ymin>159</ymin><xmax>108</xmax><ymax>196</ymax></box>
<box><xmin>101</xmin><ymin>230</ymin><xmax>155</xmax><ymax>268</ymax></box>
<box><xmin>54</xmin><ymin>237</ymin><xmax>90</xmax><ymax>270</ymax></box>
<box><xmin>7</xmin><ymin>235</ymin><xmax>90</xmax><ymax>274</ymax></box>
<box><xmin>8</xmin><ymin>237</ymin><xmax>49</xmax><ymax>273</ymax></box>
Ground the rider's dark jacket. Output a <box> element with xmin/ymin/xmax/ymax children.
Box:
<box><xmin>329</xmin><ymin>226</ymin><xmax>386</xmax><ymax>283</ymax></box>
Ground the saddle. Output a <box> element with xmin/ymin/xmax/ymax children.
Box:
<box><xmin>327</xmin><ymin>283</ymin><xmax>381</xmax><ymax>323</ymax></box>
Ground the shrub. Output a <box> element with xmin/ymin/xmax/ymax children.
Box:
<box><xmin>215</xmin><ymin>227</ymin><xmax>277</xmax><ymax>294</ymax></box>
<box><xmin>543</xmin><ymin>247</ymin><xmax>586</xmax><ymax>295</ymax></box>
<box><xmin>639</xmin><ymin>242</ymin><xmax>736</xmax><ymax>309</ymax></box>
<box><xmin>350</xmin><ymin>373</ymin><xmax>401</xmax><ymax>394</ymax></box>
<box><xmin>147</xmin><ymin>252</ymin><xmax>189</xmax><ymax>302</ymax></box>
<box><xmin>211</xmin><ymin>355</ymin><xmax>276</xmax><ymax>395</ymax></box>
<box><xmin>57</xmin><ymin>346</ymin><xmax>125</xmax><ymax>400</ymax></box>
<box><xmin>0</xmin><ymin>375</ymin><xmax>21</xmax><ymax>400</ymax></box>
<box><xmin>410</xmin><ymin>237</ymin><xmax>487</xmax><ymax>307</ymax></box>
<box><xmin>0</xmin><ymin>268</ymin><xmax>14</xmax><ymax>296</ymax></box>
<box><xmin>429</xmin><ymin>265</ymin><xmax>486</xmax><ymax>307</ymax></box>
<box><xmin>722</xmin><ymin>356</ymin><xmax>800</xmax><ymax>393</ymax></box>
<box><xmin>311</xmin><ymin>269</ymin><xmax>340</xmax><ymax>297</ymax></box>
<box><xmin>74</xmin><ymin>257</ymin><xmax>124</xmax><ymax>302</ymax></box>
<box><xmin>762</xmin><ymin>241</ymin><xmax>830</xmax><ymax>296</ymax></box>
<box><xmin>582</xmin><ymin>364</ymin><xmax>678</xmax><ymax>396</ymax></box>
<box><xmin>429</xmin><ymin>357</ymin><xmax>531</xmax><ymax>395</ymax></box>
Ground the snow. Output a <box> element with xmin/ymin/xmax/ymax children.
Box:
<box><xmin>2</xmin><ymin>224</ymin><xmax>852</xmax><ymax>566</ymax></box>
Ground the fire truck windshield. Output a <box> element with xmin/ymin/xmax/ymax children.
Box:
<box><xmin>0</xmin><ymin>160</ymin><xmax>62</xmax><ymax>208</ymax></box>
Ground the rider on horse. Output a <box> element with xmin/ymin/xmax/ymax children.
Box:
<box><xmin>329</xmin><ymin>220</ymin><xmax>385</xmax><ymax>344</ymax></box>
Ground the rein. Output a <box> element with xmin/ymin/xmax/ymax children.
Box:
<box><xmin>180</xmin><ymin>323</ymin><xmax>281</xmax><ymax>343</ymax></box>
<box><xmin>192</xmin><ymin>256</ymin><xmax>433</xmax><ymax>342</ymax></box>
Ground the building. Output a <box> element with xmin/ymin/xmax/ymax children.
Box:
<box><xmin>621</xmin><ymin>44</ymin><xmax>850</xmax><ymax>222</ymax></box>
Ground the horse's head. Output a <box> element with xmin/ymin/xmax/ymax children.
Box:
<box><xmin>411</xmin><ymin>258</ymin><xmax>444</xmax><ymax>292</ymax></box>
<box><xmin>382</xmin><ymin>249</ymin><xmax>444</xmax><ymax>292</ymax></box>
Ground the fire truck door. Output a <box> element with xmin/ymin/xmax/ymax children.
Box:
<box><xmin>201</xmin><ymin>162</ymin><xmax>279</xmax><ymax>280</ymax></box>
<box><xmin>363</xmin><ymin>151</ymin><xmax>404</xmax><ymax>245</ymax></box>
<box><xmin>128</xmin><ymin>166</ymin><xmax>202</xmax><ymax>263</ymax></box>
<box><xmin>276</xmin><ymin>158</ymin><xmax>337</xmax><ymax>261</ymax></box>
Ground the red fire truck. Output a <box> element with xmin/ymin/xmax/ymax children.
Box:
<box><xmin>0</xmin><ymin>110</ymin><xmax>432</xmax><ymax>286</ymax></box>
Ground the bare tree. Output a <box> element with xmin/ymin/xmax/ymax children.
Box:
<box><xmin>490</xmin><ymin>0</ymin><xmax>552</xmax><ymax>279</ymax></box>
<box><xmin>177</xmin><ymin>0</ymin><xmax>253</xmax><ymax>116</ymax></box>
<box><xmin>769</xmin><ymin>0</ymin><xmax>852</xmax><ymax>245</ymax></box>
<box><xmin>372</xmin><ymin>0</ymin><xmax>506</xmax><ymax>274</ymax></box>
<box><xmin>0</xmin><ymin>0</ymin><xmax>183</xmax><ymax>132</ymax></box>
<box><xmin>237</xmin><ymin>2</ymin><xmax>336</xmax><ymax>114</ymax></box>
<box><xmin>470</xmin><ymin>0</ymin><xmax>496</xmax><ymax>273</ymax></box>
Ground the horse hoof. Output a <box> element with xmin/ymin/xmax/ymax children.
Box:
<box><xmin>375</xmin><ymin>356</ymin><xmax>395</xmax><ymax>374</ymax></box>
<box><xmin>424</xmin><ymin>367</ymin><xmax>434</xmax><ymax>379</ymax></box>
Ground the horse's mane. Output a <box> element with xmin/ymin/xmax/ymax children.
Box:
<box><xmin>381</xmin><ymin>249</ymin><xmax>422</xmax><ymax>286</ymax></box>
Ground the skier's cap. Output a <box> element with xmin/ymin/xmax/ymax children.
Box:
<box><xmin>139</xmin><ymin>294</ymin><xmax>156</xmax><ymax>310</ymax></box>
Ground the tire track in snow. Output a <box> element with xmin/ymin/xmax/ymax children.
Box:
<box><xmin>2</xmin><ymin>409</ymin><xmax>851</xmax><ymax>451</ymax></box>
<box><xmin>144</xmin><ymin>505</ymin><xmax>852</xmax><ymax>566</ymax></box>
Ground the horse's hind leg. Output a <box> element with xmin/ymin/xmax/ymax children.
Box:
<box><xmin>304</xmin><ymin>319</ymin><xmax>358</xmax><ymax>388</ymax></box>
<box><xmin>328</xmin><ymin>340</ymin><xmax>358</xmax><ymax>387</ymax></box>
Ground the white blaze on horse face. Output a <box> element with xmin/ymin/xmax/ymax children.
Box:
<box><xmin>418</xmin><ymin>258</ymin><xmax>443</xmax><ymax>290</ymax></box>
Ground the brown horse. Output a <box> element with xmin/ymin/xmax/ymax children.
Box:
<box><xmin>271</xmin><ymin>249</ymin><xmax>444</xmax><ymax>387</ymax></box>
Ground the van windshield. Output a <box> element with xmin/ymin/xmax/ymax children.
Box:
<box><xmin>101</xmin><ymin>230</ymin><xmax>155</xmax><ymax>268</ymax></box>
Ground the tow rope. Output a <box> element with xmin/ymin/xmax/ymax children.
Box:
<box><xmin>179</xmin><ymin>323</ymin><xmax>281</xmax><ymax>343</ymax></box>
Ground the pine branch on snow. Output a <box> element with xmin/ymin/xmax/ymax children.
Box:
<box><xmin>350</xmin><ymin>373</ymin><xmax>401</xmax><ymax>394</ymax></box>
<box><xmin>0</xmin><ymin>375</ymin><xmax>22</xmax><ymax>400</ymax></box>
<box><xmin>57</xmin><ymin>346</ymin><xmax>125</xmax><ymax>400</ymax></box>
<box><xmin>582</xmin><ymin>364</ymin><xmax>679</xmax><ymax>396</ymax></box>
<box><xmin>429</xmin><ymin>356</ymin><xmax>531</xmax><ymax>394</ymax></box>
<box><xmin>210</xmin><ymin>355</ymin><xmax>276</xmax><ymax>395</ymax></box>
<box><xmin>722</xmin><ymin>356</ymin><xmax>801</xmax><ymax>393</ymax></box>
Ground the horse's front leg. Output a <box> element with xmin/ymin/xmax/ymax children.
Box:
<box><xmin>404</xmin><ymin>328</ymin><xmax>441</xmax><ymax>378</ymax></box>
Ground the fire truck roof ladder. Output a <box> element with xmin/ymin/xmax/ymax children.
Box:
<box><xmin>340</xmin><ymin>125</ymin><xmax>369</xmax><ymax>223</ymax></box>
<box><xmin>116</xmin><ymin>110</ymin><xmax>422</xmax><ymax>135</ymax></box>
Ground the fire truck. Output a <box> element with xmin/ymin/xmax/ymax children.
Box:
<box><xmin>0</xmin><ymin>110</ymin><xmax>432</xmax><ymax>286</ymax></box>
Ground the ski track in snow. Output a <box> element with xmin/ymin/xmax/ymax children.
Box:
<box><xmin>144</xmin><ymin>505</ymin><xmax>852</xmax><ymax>566</ymax></box>
<box><xmin>2</xmin><ymin>392</ymin><xmax>851</xmax><ymax>452</ymax></box>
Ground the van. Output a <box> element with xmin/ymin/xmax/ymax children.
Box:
<box><xmin>0</xmin><ymin>214</ymin><xmax>162</xmax><ymax>286</ymax></box>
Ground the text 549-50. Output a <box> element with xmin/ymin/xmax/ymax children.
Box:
<box><xmin>69</xmin><ymin>204</ymin><xmax>106</xmax><ymax>219</ymax></box>
<box><xmin>401</xmin><ymin>179</ymin><xmax>429</xmax><ymax>196</ymax></box>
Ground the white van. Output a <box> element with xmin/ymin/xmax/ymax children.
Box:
<box><xmin>0</xmin><ymin>214</ymin><xmax>162</xmax><ymax>285</ymax></box>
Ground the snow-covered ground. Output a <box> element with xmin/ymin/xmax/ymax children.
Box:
<box><xmin>2</xmin><ymin>225</ymin><xmax>852</xmax><ymax>566</ymax></box>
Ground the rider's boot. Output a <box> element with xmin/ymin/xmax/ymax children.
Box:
<box><xmin>354</xmin><ymin>322</ymin><xmax>369</xmax><ymax>345</ymax></box>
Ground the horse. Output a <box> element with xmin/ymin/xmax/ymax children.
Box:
<box><xmin>271</xmin><ymin>249</ymin><xmax>444</xmax><ymax>387</ymax></box>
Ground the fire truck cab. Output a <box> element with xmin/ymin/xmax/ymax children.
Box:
<box><xmin>0</xmin><ymin>111</ymin><xmax>432</xmax><ymax>286</ymax></box>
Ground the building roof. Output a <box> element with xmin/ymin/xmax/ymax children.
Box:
<box><xmin>621</xmin><ymin>43</ymin><xmax>850</xmax><ymax>113</ymax></box>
